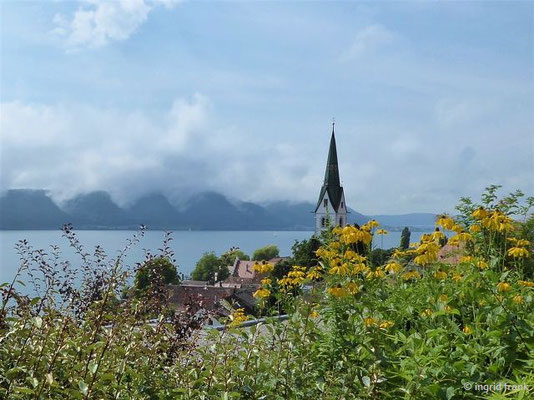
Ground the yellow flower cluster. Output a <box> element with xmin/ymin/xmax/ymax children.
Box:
<box><xmin>435</xmin><ymin>270</ymin><xmax>447</xmax><ymax>280</ymax></box>
<box><xmin>497</xmin><ymin>282</ymin><xmax>511</xmax><ymax>292</ymax></box>
<box><xmin>366</xmin><ymin>267</ymin><xmax>386</xmax><ymax>279</ymax></box>
<box><xmin>229</xmin><ymin>308</ymin><xmax>248</xmax><ymax>326</ymax></box>
<box><xmin>421</xmin><ymin>308</ymin><xmax>433</xmax><ymax>317</ymax></box>
<box><xmin>459</xmin><ymin>256</ymin><xmax>474</xmax><ymax>264</ymax></box>
<box><xmin>473</xmin><ymin>208</ymin><xmax>515</xmax><ymax>233</ymax></box>
<box><xmin>253</xmin><ymin>261</ymin><xmax>274</xmax><ymax>274</ymax></box>
<box><xmin>518</xmin><ymin>280</ymin><xmax>534</xmax><ymax>288</ymax></box>
<box><xmin>278</xmin><ymin>265</ymin><xmax>307</xmax><ymax>289</ymax></box>
<box><xmin>477</xmin><ymin>260</ymin><xmax>489</xmax><ymax>269</ymax></box>
<box><xmin>414</xmin><ymin>240</ymin><xmax>440</xmax><ymax>266</ymax></box>
<box><xmin>340</xmin><ymin>225</ymin><xmax>372</xmax><ymax>245</ymax></box>
<box><xmin>329</xmin><ymin>260</ymin><xmax>351</xmax><ymax>276</ymax></box>
<box><xmin>436</xmin><ymin>215</ymin><xmax>455</xmax><ymax>230</ymax></box>
<box><xmin>402</xmin><ymin>270</ymin><xmax>421</xmax><ymax>280</ymax></box>
<box><xmin>327</xmin><ymin>285</ymin><xmax>348</xmax><ymax>298</ymax></box>
<box><xmin>384</xmin><ymin>261</ymin><xmax>403</xmax><ymax>274</ymax></box>
<box><xmin>363</xmin><ymin>317</ymin><xmax>394</xmax><ymax>329</ymax></box>
<box><xmin>253</xmin><ymin>288</ymin><xmax>271</xmax><ymax>299</ymax></box>
<box><xmin>306</xmin><ymin>266</ymin><xmax>323</xmax><ymax>280</ymax></box>
<box><xmin>507</xmin><ymin>238</ymin><xmax>531</xmax><ymax>258</ymax></box>
<box><xmin>463</xmin><ymin>326</ymin><xmax>472</xmax><ymax>335</ymax></box>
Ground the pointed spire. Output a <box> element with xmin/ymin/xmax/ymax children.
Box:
<box><xmin>324</xmin><ymin>124</ymin><xmax>340</xmax><ymax>187</ymax></box>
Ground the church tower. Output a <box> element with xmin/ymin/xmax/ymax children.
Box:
<box><xmin>314</xmin><ymin>123</ymin><xmax>347</xmax><ymax>233</ymax></box>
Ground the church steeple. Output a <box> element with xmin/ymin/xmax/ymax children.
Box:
<box><xmin>323</xmin><ymin>122</ymin><xmax>340</xmax><ymax>187</ymax></box>
<box><xmin>314</xmin><ymin>122</ymin><xmax>347</xmax><ymax>233</ymax></box>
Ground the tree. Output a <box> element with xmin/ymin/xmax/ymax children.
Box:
<box><xmin>291</xmin><ymin>237</ymin><xmax>321</xmax><ymax>268</ymax></box>
<box><xmin>219</xmin><ymin>247</ymin><xmax>249</xmax><ymax>266</ymax></box>
<box><xmin>252</xmin><ymin>245</ymin><xmax>279</xmax><ymax>261</ymax></box>
<box><xmin>191</xmin><ymin>252</ymin><xmax>229</xmax><ymax>283</ymax></box>
<box><xmin>135</xmin><ymin>257</ymin><xmax>180</xmax><ymax>292</ymax></box>
<box><xmin>400</xmin><ymin>227</ymin><xmax>411</xmax><ymax>250</ymax></box>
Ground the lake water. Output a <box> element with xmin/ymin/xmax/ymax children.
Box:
<box><xmin>0</xmin><ymin>230</ymin><xmax>432</xmax><ymax>286</ymax></box>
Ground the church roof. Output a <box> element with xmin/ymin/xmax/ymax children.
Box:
<box><xmin>315</xmin><ymin>126</ymin><xmax>344</xmax><ymax>212</ymax></box>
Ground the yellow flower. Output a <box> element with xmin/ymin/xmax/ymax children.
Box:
<box><xmin>376</xmin><ymin>229</ymin><xmax>388</xmax><ymax>235</ymax></box>
<box><xmin>385</xmin><ymin>262</ymin><xmax>403</xmax><ymax>274</ymax></box>
<box><xmin>352</xmin><ymin>263</ymin><xmax>369</xmax><ymax>275</ymax></box>
<box><xmin>477</xmin><ymin>260</ymin><xmax>489</xmax><ymax>270</ymax></box>
<box><xmin>261</xmin><ymin>278</ymin><xmax>272</xmax><ymax>285</ymax></box>
<box><xmin>459</xmin><ymin>256</ymin><xmax>474</xmax><ymax>264</ymax></box>
<box><xmin>329</xmin><ymin>262</ymin><xmax>351</xmax><ymax>276</ymax></box>
<box><xmin>431</xmin><ymin>230</ymin><xmax>445</xmax><ymax>241</ymax></box>
<box><xmin>402</xmin><ymin>270</ymin><xmax>421</xmax><ymax>280</ymax></box>
<box><xmin>435</xmin><ymin>270</ymin><xmax>447</xmax><ymax>280</ymax></box>
<box><xmin>421</xmin><ymin>308</ymin><xmax>433</xmax><ymax>317</ymax></box>
<box><xmin>509</xmin><ymin>238</ymin><xmax>530</xmax><ymax>247</ymax></box>
<box><xmin>366</xmin><ymin>219</ymin><xmax>380</xmax><ymax>229</ymax></box>
<box><xmin>439</xmin><ymin>294</ymin><xmax>448</xmax><ymax>302</ymax></box>
<box><xmin>229</xmin><ymin>308</ymin><xmax>248</xmax><ymax>326</ymax></box>
<box><xmin>327</xmin><ymin>286</ymin><xmax>348</xmax><ymax>298</ymax></box>
<box><xmin>469</xmin><ymin>224</ymin><xmax>482</xmax><ymax>233</ymax></box>
<box><xmin>346</xmin><ymin>282</ymin><xmax>360</xmax><ymax>295</ymax></box>
<box><xmin>366</xmin><ymin>268</ymin><xmax>386</xmax><ymax>279</ymax></box>
<box><xmin>518</xmin><ymin>280</ymin><xmax>534</xmax><ymax>287</ymax></box>
<box><xmin>306</xmin><ymin>267</ymin><xmax>322</xmax><ymax>280</ymax></box>
<box><xmin>364</xmin><ymin>317</ymin><xmax>378</xmax><ymax>327</ymax></box>
<box><xmin>452</xmin><ymin>274</ymin><xmax>463</xmax><ymax>282</ymax></box>
<box><xmin>451</xmin><ymin>224</ymin><xmax>464</xmax><ymax>234</ymax></box>
<box><xmin>379</xmin><ymin>320</ymin><xmax>394</xmax><ymax>329</ymax></box>
<box><xmin>497</xmin><ymin>282</ymin><xmax>511</xmax><ymax>292</ymax></box>
<box><xmin>253</xmin><ymin>261</ymin><xmax>274</xmax><ymax>273</ymax></box>
<box><xmin>436</xmin><ymin>215</ymin><xmax>455</xmax><ymax>230</ymax></box>
<box><xmin>444</xmin><ymin>305</ymin><xmax>453</xmax><ymax>313</ymax></box>
<box><xmin>310</xmin><ymin>310</ymin><xmax>319</xmax><ymax>318</ymax></box>
<box><xmin>472</xmin><ymin>207</ymin><xmax>489</xmax><ymax>219</ymax></box>
<box><xmin>330</xmin><ymin>241</ymin><xmax>341</xmax><ymax>250</ymax></box>
<box><xmin>463</xmin><ymin>326</ymin><xmax>472</xmax><ymax>335</ymax></box>
<box><xmin>513</xmin><ymin>295</ymin><xmax>524</xmax><ymax>304</ymax></box>
<box><xmin>508</xmin><ymin>247</ymin><xmax>530</xmax><ymax>258</ymax></box>
<box><xmin>253</xmin><ymin>288</ymin><xmax>271</xmax><ymax>298</ymax></box>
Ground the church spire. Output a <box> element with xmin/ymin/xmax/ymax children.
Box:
<box><xmin>323</xmin><ymin>122</ymin><xmax>341</xmax><ymax>187</ymax></box>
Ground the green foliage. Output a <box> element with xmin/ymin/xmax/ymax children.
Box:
<box><xmin>400</xmin><ymin>226</ymin><xmax>411</xmax><ymax>249</ymax></box>
<box><xmin>370</xmin><ymin>247</ymin><xmax>394</xmax><ymax>267</ymax></box>
<box><xmin>219</xmin><ymin>248</ymin><xmax>249</xmax><ymax>266</ymax></box>
<box><xmin>191</xmin><ymin>251</ymin><xmax>229</xmax><ymax>282</ymax></box>
<box><xmin>2</xmin><ymin>189</ymin><xmax>534</xmax><ymax>399</ymax></box>
<box><xmin>134</xmin><ymin>256</ymin><xmax>180</xmax><ymax>291</ymax></box>
<box><xmin>291</xmin><ymin>237</ymin><xmax>321</xmax><ymax>268</ymax></box>
<box><xmin>252</xmin><ymin>244</ymin><xmax>279</xmax><ymax>261</ymax></box>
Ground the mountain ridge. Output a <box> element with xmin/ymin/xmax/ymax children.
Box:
<box><xmin>0</xmin><ymin>189</ymin><xmax>437</xmax><ymax>231</ymax></box>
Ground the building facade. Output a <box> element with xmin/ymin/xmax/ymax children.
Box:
<box><xmin>314</xmin><ymin>124</ymin><xmax>347</xmax><ymax>233</ymax></box>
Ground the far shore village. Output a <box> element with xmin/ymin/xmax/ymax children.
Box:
<box><xmin>169</xmin><ymin>123</ymin><xmax>454</xmax><ymax>326</ymax></box>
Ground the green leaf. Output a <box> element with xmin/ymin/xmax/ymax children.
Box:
<box><xmin>78</xmin><ymin>380</ymin><xmax>88</xmax><ymax>396</ymax></box>
<box><xmin>88</xmin><ymin>362</ymin><xmax>98</xmax><ymax>374</ymax></box>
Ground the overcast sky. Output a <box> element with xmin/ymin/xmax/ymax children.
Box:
<box><xmin>1</xmin><ymin>1</ymin><xmax>533</xmax><ymax>214</ymax></box>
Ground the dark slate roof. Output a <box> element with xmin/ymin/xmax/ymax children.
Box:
<box><xmin>315</xmin><ymin>127</ymin><xmax>344</xmax><ymax>212</ymax></box>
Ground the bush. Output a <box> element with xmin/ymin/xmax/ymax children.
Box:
<box><xmin>252</xmin><ymin>244</ymin><xmax>279</xmax><ymax>261</ymax></box>
<box><xmin>191</xmin><ymin>251</ymin><xmax>229</xmax><ymax>282</ymax></box>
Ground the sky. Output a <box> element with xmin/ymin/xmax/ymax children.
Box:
<box><xmin>1</xmin><ymin>0</ymin><xmax>533</xmax><ymax>214</ymax></box>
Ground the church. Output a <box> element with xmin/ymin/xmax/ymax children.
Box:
<box><xmin>314</xmin><ymin>123</ymin><xmax>348</xmax><ymax>233</ymax></box>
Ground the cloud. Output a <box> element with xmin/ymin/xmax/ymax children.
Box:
<box><xmin>341</xmin><ymin>24</ymin><xmax>396</xmax><ymax>61</ymax></box>
<box><xmin>53</xmin><ymin>0</ymin><xmax>180</xmax><ymax>50</ymax></box>
<box><xmin>0</xmin><ymin>96</ymin><xmax>314</xmax><ymax>207</ymax></box>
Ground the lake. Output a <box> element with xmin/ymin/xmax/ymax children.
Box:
<box><xmin>0</xmin><ymin>229</ymin><xmax>431</xmax><ymax>287</ymax></box>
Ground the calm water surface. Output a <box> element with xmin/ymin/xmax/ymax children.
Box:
<box><xmin>0</xmin><ymin>230</ymin><xmax>432</xmax><ymax>287</ymax></box>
